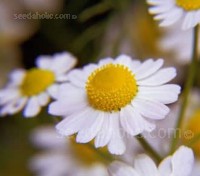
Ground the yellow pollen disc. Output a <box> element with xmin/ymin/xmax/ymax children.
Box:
<box><xmin>183</xmin><ymin>109</ymin><xmax>200</xmax><ymax>157</ymax></box>
<box><xmin>176</xmin><ymin>0</ymin><xmax>200</xmax><ymax>11</ymax></box>
<box><xmin>86</xmin><ymin>63</ymin><xmax>137</xmax><ymax>112</ymax></box>
<box><xmin>21</xmin><ymin>68</ymin><xmax>55</xmax><ymax>96</ymax></box>
<box><xmin>70</xmin><ymin>137</ymin><xmax>109</xmax><ymax>166</ymax></box>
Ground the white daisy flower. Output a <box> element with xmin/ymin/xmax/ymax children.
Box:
<box><xmin>147</xmin><ymin>0</ymin><xmax>200</xmax><ymax>30</ymax></box>
<box><xmin>29</xmin><ymin>126</ymin><xmax>109</xmax><ymax>176</ymax></box>
<box><xmin>49</xmin><ymin>54</ymin><xmax>181</xmax><ymax>155</ymax></box>
<box><xmin>0</xmin><ymin>52</ymin><xmax>77</xmax><ymax>117</ymax></box>
<box><xmin>159</xmin><ymin>24</ymin><xmax>200</xmax><ymax>64</ymax></box>
<box><xmin>108</xmin><ymin>146</ymin><xmax>194</xmax><ymax>176</ymax></box>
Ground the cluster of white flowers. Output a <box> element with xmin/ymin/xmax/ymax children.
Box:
<box><xmin>1</xmin><ymin>0</ymin><xmax>200</xmax><ymax>175</ymax></box>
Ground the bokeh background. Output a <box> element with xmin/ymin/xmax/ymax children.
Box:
<box><xmin>0</xmin><ymin>0</ymin><xmax>200</xmax><ymax>175</ymax></box>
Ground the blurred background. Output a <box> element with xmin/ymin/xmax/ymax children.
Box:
<box><xmin>0</xmin><ymin>0</ymin><xmax>200</xmax><ymax>175</ymax></box>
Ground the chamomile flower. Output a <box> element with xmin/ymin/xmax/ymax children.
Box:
<box><xmin>49</xmin><ymin>55</ymin><xmax>181</xmax><ymax>155</ymax></box>
<box><xmin>147</xmin><ymin>0</ymin><xmax>200</xmax><ymax>30</ymax></box>
<box><xmin>0</xmin><ymin>52</ymin><xmax>77</xmax><ymax>117</ymax></box>
<box><xmin>108</xmin><ymin>146</ymin><xmax>194</xmax><ymax>176</ymax></box>
<box><xmin>29</xmin><ymin>126</ymin><xmax>108</xmax><ymax>176</ymax></box>
<box><xmin>159</xmin><ymin>24</ymin><xmax>200</xmax><ymax>63</ymax></box>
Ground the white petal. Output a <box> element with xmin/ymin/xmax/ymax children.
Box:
<box><xmin>23</xmin><ymin>97</ymin><xmax>41</xmax><ymax>117</ymax></box>
<box><xmin>95</xmin><ymin>113</ymin><xmax>113</xmax><ymax>148</ymax></box>
<box><xmin>171</xmin><ymin>146</ymin><xmax>194</xmax><ymax>176</ymax></box>
<box><xmin>158</xmin><ymin>156</ymin><xmax>172</xmax><ymax>176</ymax></box>
<box><xmin>159</xmin><ymin>9</ymin><xmax>182</xmax><ymax>26</ymax></box>
<box><xmin>120</xmin><ymin>105</ymin><xmax>155</xmax><ymax>135</ymax></box>
<box><xmin>9</xmin><ymin>69</ymin><xmax>26</xmax><ymax>86</ymax></box>
<box><xmin>108</xmin><ymin>113</ymin><xmax>126</xmax><ymax>155</ymax></box>
<box><xmin>108</xmin><ymin>162</ymin><xmax>140</xmax><ymax>176</ymax></box>
<box><xmin>134</xmin><ymin>154</ymin><xmax>159</xmax><ymax>176</ymax></box>
<box><xmin>56</xmin><ymin>107</ymin><xmax>96</xmax><ymax>136</ymax></box>
<box><xmin>98</xmin><ymin>57</ymin><xmax>114</xmax><ymax>66</ymax></box>
<box><xmin>76</xmin><ymin>112</ymin><xmax>104</xmax><ymax>143</ymax></box>
<box><xmin>115</xmin><ymin>54</ymin><xmax>133</xmax><ymax>67</ymax></box>
<box><xmin>0</xmin><ymin>89</ymin><xmax>20</xmax><ymax>105</ymax></box>
<box><xmin>135</xmin><ymin>59</ymin><xmax>164</xmax><ymax>80</ymax></box>
<box><xmin>182</xmin><ymin>12</ymin><xmax>198</xmax><ymax>30</ymax></box>
<box><xmin>57</xmin><ymin>83</ymin><xmax>85</xmax><ymax>100</ymax></box>
<box><xmin>149</xmin><ymin>4</ymin><xmax>173</xmax><ymax>14</ymax></box>
<box><xmin>36</xmin><ymin>56</ymin><xmax>52</xmax><ymax>69</ymax></box>
<box><xmin>48</xmin><ymin>85</ymin><xmax>87</xmax><ymax>116</ymax></box>
<box><xmin>50</xmin><ymin>52</ymin><xmax>77</xmax><ymax>74</ymax></box>
<box><xmin>132</xmin><ymin>98</ymin><xmax>170</xmax><ymax>120</ymax></box>
<box><xmin>47</xmin><ymin>84</ymin><xmax>59</xmax><ymax>99</ymax></box>
<box><xmin>38</xmin><ymin>92</ymin><xmax>50</xmax><ymax>106</ymax></box>
<box><xmin>49</xmin><ymin>100</ymin><xmax>87</xmax><ymax>117</ymax></box>
<box><xmin>137</xmin><ymin>84</ymin><xmax>181</xmax><ymax>104</ymax></box>
<box><xmin>137</xmin><ymin>67</ymin><xmax>176</xmax><ymax>86</ymax></box>
<box><xmin>0</xmin><ymin>98</ymin><xmax>27</xmax><ymax>116</ymax></box>
<box><xmin>67</xmin><ymin>69</ymin><xmax>87</xmax><ymax>88</ymax></box>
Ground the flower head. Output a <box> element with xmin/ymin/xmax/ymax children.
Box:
<box><xmin>108</xmin><ymin>146</ymin><xmax>194</xmax><ymax>176</ymax></box>
<box><xmin>147</xmin><ymin>0</ymin><xmax>200</xmax><ymax>30</ymax></box>
<box><xmin>29</xmin><ymin>126</ymin><xmax>108</xmax><ymax>176</ymax></box>
<box><xmin>49</xmin><ymin>55</ymin><xmax>181</xmax><ymax>155</ymax></box>
<box><xmin>0</xmin><ymin>52</ymin><xmax>77</xmax><ymax>117</ymax></box>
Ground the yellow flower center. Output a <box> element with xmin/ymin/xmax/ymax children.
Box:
<box><xmin>21</xmin><ymin>68</ymin><xmax>55</xmax><ymax>96</ymax></box>
<box><xmin>70</xmin><ymin>137</ymin><xmax>109</xmax><ymax>166</ymax></box>
<box><xmin>176</xmin><ymin>0</ymin><xmax>200</xmax><ymax>11</ymax></box>
<box><xmin>183</xmin><ymin>109</ymin><xmax>200</xmax><ymax>157</ymax></box>
<box><xmin>86</xmin><ymin>63</ymin><xmax>137</xmax><ymax>112</ymax></box>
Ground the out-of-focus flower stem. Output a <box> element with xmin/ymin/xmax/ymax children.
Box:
<box><xmin>170</xmin><ymin>25</ymin><xmax>199</xmax><ymax>153</ymax></box>
<box><xmin>136</xmin><ymin>134</ymin><xmax>162</xmax><ymax>163</ymax></box>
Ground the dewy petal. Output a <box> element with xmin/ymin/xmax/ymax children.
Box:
<box><xmin>23</xmin><ymin>97</ymin><xmax>41</xmax><ymax>117</ymax></box>
<box><xmin>108</xmin><ymin>162</ymin><xmax>140</xmax><ymax>176</ymax></box>
<box><xmin>171</xmin><ymin>146</ymin><xmax>194</xmax><ymax>176</ymax></box>
<box><xmin>95</xmin><ymin>113</ymin><xmax>113</xmax><ymax>148</ymax></box>
<box><xmin>158</xmin><ymin>156</ymin><xmax>172</xmax><ymax>176</ymax></box>
<box><xmin>76</xmin><ymin>112</ymin><xmax>104</xmax><ymax>143</ymax></box>
<box><xmin>137</xmin><ymin>84</ymin><xmax>181</xmax><ymax>104</ymax></box>
<box><xmin>132</xmin><ymin>98</ymin><xmax>170</xmax><ymax>120</ymax></box>
<box><xmin>108</xmin><ymin>113</ymin><xmax>126</xmax><ymax>155</ymax></box>
<box><xmin>56</xmin><ymin>107</ymin><xmax>96</xmax><ymax>136</ymax></box>
<box><xmin>134</xmin><ymin>154</ymin><xmax>159</xmax><ymax>176</ymax></box>
<box><xmin>137</xmin><ymin>67</ymin><xmax>176</xmax><ymax>86</ymax></box>
<box><xmin>135</xmin><ymin>59</ymin><xmax>164</xmax><ymax>80</ymax></box>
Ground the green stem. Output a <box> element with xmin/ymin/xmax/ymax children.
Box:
<box><xmin>136</xmin><ymin>134</ymin><xmax>162</xmax><ymax>163</ymax></box>
<box><xmin>170</xmin><ymin>25</ymin><xmax>199</xmax><ymax>153</ymax></box>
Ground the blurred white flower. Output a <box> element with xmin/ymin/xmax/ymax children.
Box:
<box><xmin>0</xmin><ymin>1</ymin><xmax>38</xmax><ymax>46</ymax></box>
<box><xmin>49</xmin><ymin>54</ymin><xmax>180</xmax><ymax>155</ymax></box>
<box><xmin>0</xmin><ymin>52</ymin><xmax>77</xmax><ymax>117</ymax></box>
<box><xmin>29</xmin><ymin>126</ymin><xmax>109</xmax><ymax>176</ymax></box>
<box><xmin>147</xmin><ymin>0</ymin><xmax>200</xmax><ymax>30</ymax></box>
<box><xmin>108</xmin><ymin>146</ymin><xmax>194</xmax><ymax>176</ymax></box>
<box><xmin>159</xmin><ymin>24</ymin><xmax>200</xmax><ymax>64</ymax></box>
